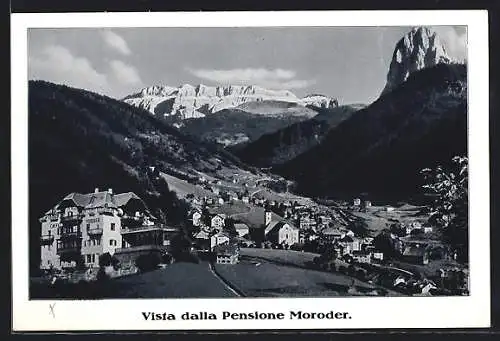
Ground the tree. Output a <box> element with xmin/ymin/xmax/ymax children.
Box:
<box><xmin>224</xmin><ymin>217</ymin><xmax>237</xmax><ymax>237</ymax></box>
<box><xmin>373</xmin><ymin>230</ymin><xmax>399</xmax><ymax>259</ymax></box>
<box><xmin>421</xmin><ymin>156</ymin><xmax>468</xmax><ymax>261</ymax></box>
<box><xmin>389</xmin><ymin>222</ymin><xmax>407</xmax><ymax>237</ymax></box>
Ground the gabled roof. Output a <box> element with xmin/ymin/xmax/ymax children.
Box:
<box><xmin>86</xmin><ymin>191</ymin><xmax>118</xmax><ymax>209</ymax></box>
<box><xmin>340</xmin><ymin>235</ymin><xmax>354</xmax><ymax>243</ymax></box>
<box><xmin>264</xmin><ymin>220</ymin><xmax>282</xmax><ymax>235</ymax></box>
<box><xmin>322</xmin><ymin>227</ymin><xmax>344</xmax><ymax>236</ymax></box>
<box><xmin>266</xmin><ymin>220</ymin><xmax>298</xmax><ymax>236</ymax></box>
<box><xmin>403</xmin><ymin>246</ymin><xmax>427</xmax><ymax>257</ymax></box>
<box><xmin>113</xmin><ymin>192</ymin><xmax>142</xmax><ymax>207</ymax></box>
<box><xmin>46</xmin><ymin>190</ymin><xmax>146</xmax><ymax>216</ymax></box>
<box><xmin>234</xmin><ymin>223</ymin><xmax>249</xmax><ymax>230</ymax></box>
<box><xmin>194</xmin><ymin>230</ymin><xmax>210</xmax><ymax>239</ymax></box>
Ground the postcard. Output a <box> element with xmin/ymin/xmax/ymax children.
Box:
<box><xmin>11</xmin><ymin>9</ymin><xmax>490</xmax><ymax>331</ymax></box>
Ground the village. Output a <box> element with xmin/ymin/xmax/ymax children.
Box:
<box><xmin>34</xmin><ymin>166</ymin><xmax>469</xmax><ymax>298</ymax></box>
<box><xmin>181</xmin><ymin>174</ymin><xmax>469</xmax><ymax>296</ymax></box>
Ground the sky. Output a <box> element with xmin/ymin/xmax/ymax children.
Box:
<box><xmin>28</xmin><ymin>26</ymin><xmax>467</xmax><ymax>105</ymax></box>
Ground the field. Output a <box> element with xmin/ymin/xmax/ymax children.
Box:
<box><xmin>161</xmin><ymin>173</ymin><xmax>217</xmax><ymax>199</ymax></box>
<box><xmin>240</xmin><ymin>248</ymin><xmax>319</xmax><ymax>267</ymax></box>
<box><xmin>349</xmin><ymin>203</ymin><xmax>431</xmax><ymax>237</ymax></box>
<box><xmin>215</xmin><ymin>249</ymin><xmax>399</xmax><ymax>297</ymax></box>
<box><xmin>30</xmin><ymin>262</ymin><xmax>237</xmax><ymax>299</ymax></box>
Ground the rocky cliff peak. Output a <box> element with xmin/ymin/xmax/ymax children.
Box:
<box><xmin>381</xmin><ymin>26</ymin><xmax>451</xmax><ymax>95</ymax></box>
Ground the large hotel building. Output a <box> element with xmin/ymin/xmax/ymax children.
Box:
<box><xmin>39</xmin><ymin>188</ymin><xmax>177</xmax><ymax>270</ymax></box>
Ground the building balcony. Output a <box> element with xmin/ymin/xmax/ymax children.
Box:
<box><xmin>121</xmin><ymin>224</ymin><xmax>178</xmax><ymax>235</ymax></box>
<box><xmin>114</xmin><ymin>244</ymin><xmax>166</xmax><ymax>254</ymax></box>
<box><xmin>97</xmin><ymin>207</ymin><xmax>115</xmax><ymax>216</ymax></box>
<box><xmin>40</xmin><ymin>235</ymin><xmax>55</xmax><ymax>245</ymax></box>
<box><xmin>87</xmin><ymin>228</ymin><xmax>103</xmax><ymax>236</ymax></box>
<box><xmin>121</xmin><ymin>215</ymin><xmax>145</xmax><ymax>227</ymax></box>
<box><xmin>60</xmin><ymin>214</ymin><xmax>83</xmax><ymax>223</ymax></box>
<box><xmin>58</xmin><ymin>231</ymin><xmax>82</xmax><ymax>240</ymax></box>
<box><xmin>48</xmin><ymin>214</ymin><xmax>60</xmax><ymax>221</ymax></box>
<box><xmin>56</xmin><ymin>244</ymin><xmax>81</xmax><ymax>255</ymax></box>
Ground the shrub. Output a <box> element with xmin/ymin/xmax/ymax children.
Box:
<box><xmin>338</xmin><ymin>265</ymin><xmax>347</xmax><ymax>274</ymax></box>
<box><xmin>135</xmin><ymin>253</ymin><xmax>162</xmax><ymax>272</ymax></box>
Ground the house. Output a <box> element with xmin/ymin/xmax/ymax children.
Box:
<box><xmin>218</xmin><ymin>198</ymin><xmax>225</xmax><ymax>205</ymax></box>
<box><xmin>364</xmin><ymin>201</ymin><xmax>372</xmax><ymax>208</ymax></box>
<box><xmin>352</xmin><ymin>250</ymin><xmax>371</xmax><ymax>263</ymax></box>
<box><xmin>406</xmin><ymin>221</ymin><xmax>422</xmax><ymax>235</ymax></box>
<box><xmin>191</xmin><ymin>210</ymin><xmax>202</xmax><ymax>227</ymax></box>
<box><xmin>214</xmin><ymin>243</ymin><xmax>239</xmax><ymax>264</ymax></box>
<box><xmin>210</xmin><ymin>231</ymin><xmax>230</xmax><ymax>250</ymax></box>
<box><xmin>321</xmin><ymin>227</ymin><xmax>345</xmax><ymax>242</ymax></box>
<box><xmin>386</xmin><ymin>206</ymin><xmax>395</xmax><ymax>212</ymax></box>
<box><xmin>241</xmin><ymin>196</ymin><xmax>250</xmax><ymax>204</ymax></box>
<box><xmin>372</xmin><ymin>252</ymin><xmax>384</xmax><ymax>261</ymax></box>
<box><xmin>338</xmin><ymin>235</ymin><xmax>361</xmax><ymax>255</ymax></box>
<box><xmin>234</xmin><ymin>223</ymin><xmax>250</xmax><ymax>238</ymax></box>
<box><xmin>297</xmin><ymin>216</ymin><xmax>317</xmax><ymax>231</ymax></box>
<box><xmin>420</xmin><ymin>281</ymin><xmax>437</xmax><ymax>294</ymax></box>
<box><xmin>402</xmin><ymin>245</ymin><xmax>429</xmax><ymax>265</ymax></box>
<box><xmin>210</xmin><ymin>214</ymin><xmax>226</xmax><ymax>230</ymax></box>
<box><xmin>265</xmin><ymin>221</ymin><xmax>299</xmax><ymax>247</ymax></box>
<box><xmin>39</xmin><ymin>188</ymin><xmax>177</xmax><ymax>270</ymax></box>
<box><xmin>423</xmin><ymin>226</ymin><xmax>433</xmax><ymax>233</ymax></box>
<box><xmin>194</xmin><ymin>230</ymin><xmax>211</xmax><ymax>251</ymax></box>
<box><xmin>353</xmin><ymin>198</ymin><xmax>361</xmax><ymax>206</ymax></box>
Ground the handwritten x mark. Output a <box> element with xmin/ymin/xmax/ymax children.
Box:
<box><xmin>49</xmin><ymin>303</ymin><xmax>56</xmax><ymax>318</ymax></box>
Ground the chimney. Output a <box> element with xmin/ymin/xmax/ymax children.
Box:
<box><xmin>94</xmin><ymin>187</ymin><xmax>99</xmax><ymax>193</ymax></box>
<box><xmin>108</xmin><ymin>188</ymin><xmax>113</xmax><ymax>194</ymax></box>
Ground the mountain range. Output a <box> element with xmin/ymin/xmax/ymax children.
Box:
<box><xmin>123</xmin><ymin>84</ymin><xmax>338</xmax><ymax>120</ymax></box>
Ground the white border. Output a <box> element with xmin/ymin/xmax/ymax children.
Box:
<box><xmin>11</xmin><ymin>10</ymin><xmax>490</xmax><ymax>331</ymax></box>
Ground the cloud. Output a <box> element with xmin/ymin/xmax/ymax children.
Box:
<box><xmin>29</xmin><ymin>45</ymin><xmax>143</xmax><ymax>98</ymax></box>
<box><xmin>101</xmin><ymin>30</ymin><xmax>131</xmax><ymax>55</ymax></box>
<box><xmin>109</xmin><ymin>60</ymin><xmax>143</xmax><ymax>85</ymax></box>
<box><xmin>432</xmin><ymin>26</ymin><xmax>467</xmax><ymax>62</ymax></box>
<box><xmin>29</xmin><ymin>45</ymin><xmax>109</xmax><ymax>94</ymax></box>
<box><xmin>187</xmin><ymin>67</ymin><xmax>315</xmax><ymax>89</ymax></box>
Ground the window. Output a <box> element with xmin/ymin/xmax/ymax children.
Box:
<box><xmin>97</xmin><ymin>239</ymin><xmax>101</xmax><ymax>246</ymax></box>
<box><xmin>91</xmin><ymin>254</ymin><xmax>95</xmax><ymax>263</ymax></box>
<box><xmin>111</xmin><ymin>223</ymin><xmax>115</xmax><ymax>231</ymax></box>
<box><xmin>87</xmin><ymin>255</ymin><xmax>92</xmax><ymax>263</ymax></box>
<box><xmin>87</xmin><ymin>224</ymin><xmax>90</xmax><ymax>231</ymax></box>
<box><xmin>109</xmin><ymin>239</ymin><xmax>116</xmax><ymax>246</ymax></box>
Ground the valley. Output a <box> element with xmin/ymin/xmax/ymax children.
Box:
<box><xmin>28</xmin><ymin>25</ymin><xmax>470</xmax><ymax>299</ymax></box>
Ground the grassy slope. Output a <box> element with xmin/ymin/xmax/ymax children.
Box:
<box><xmin>215</xmin><ymin>249</ymin><xmax>392</xmax><ymax>297</ymax></box>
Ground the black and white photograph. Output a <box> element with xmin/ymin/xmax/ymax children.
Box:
<box><xmin>11</xmin><ymin>10</ymin><xmax>490</xmax><ymax>331</ymax></box>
